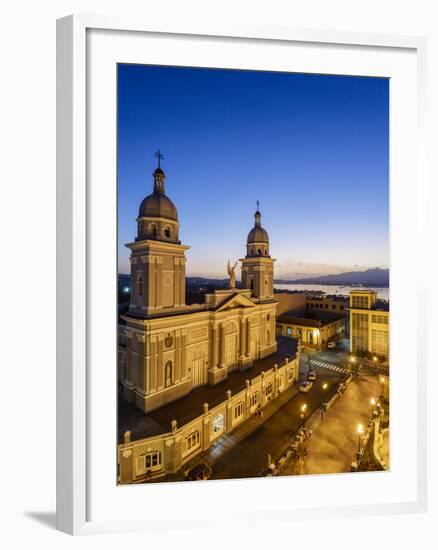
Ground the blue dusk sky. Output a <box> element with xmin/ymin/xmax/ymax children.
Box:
<box><xmin>118</xmin><ymin>64</ymin><xmax>389</xmax><ymax>279</ymax></box>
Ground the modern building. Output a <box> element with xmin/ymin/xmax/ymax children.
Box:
<box><xmin>349</xmin><ymin>289</ymin><xmax>389</xmax><ymax>358</ymax></box>
<box><xmin>117</xmin><ymin>161</ymin><xmax>301</xmax><ymax>483</ymax></box>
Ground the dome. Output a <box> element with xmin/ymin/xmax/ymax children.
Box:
<box><xmin>138</xmin><ymin>164</ymin><xmax>178</xmax><ymax>222</ymax></box>
<box><xmin>247</xmin><ymin>225</ymin><xmax>269</xmax><ymax>244</ymax></box>
<box><xmin>247</xmin><ymin>209</ymin><xmax>269</xmax><ymax>244</ymax></box>
<box><xmin>139</xmin><ymin>192</ymin><xmax>178</xmax><ymax>221</ymax></box>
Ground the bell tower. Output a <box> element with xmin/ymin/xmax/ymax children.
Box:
<box><xmin>126</xmin><ymin>152</ymin><xmax>190</xmax><ymax>315</ymax></box>
<box><xmin>240</xmin><ymin>203</ymin><xmax>275</xmax><ymax>301</ymax></box>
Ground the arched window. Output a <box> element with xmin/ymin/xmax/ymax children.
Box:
<box><xmin>138</xmin><ymin>222</ymin><xmax>143</xmax><ymax>237</ymax></box>
<box><xmin>250</xmin><ymin>247</ymin><xmax>254</xmax><ymax>255</ymax></box>
<box><xmin>165</xmin><ymin>361</ymin><xmax>173</xmax><ymax>387</ymax></box>
<box><xmin>164</xmin><ymin>227</ymin><xmax>171</xmax><ymax>238</ymax></box>
<box><xmin>250</xmin><ymin>279</ymin><xmax>254</xmax><ymax>290</ymax></box>
<box><xmin>257</xmin><ymin>249</ymin><xmax>262</xmax><ymax>255</ymax></box>
<box><xmin>137</xmin><ymin>273</ymin><xmax>143</xmax><ymax>296</ymax></box>
<box><xmin>149</xmin><ymin>224</ymin><xmax>157</xmax><ymax>239</ymax></box>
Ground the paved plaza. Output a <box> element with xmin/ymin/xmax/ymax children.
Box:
<box><xmin>279</xmin><ymin>373</ymin><xmax>383</xmax><ymax>476</ymax></box>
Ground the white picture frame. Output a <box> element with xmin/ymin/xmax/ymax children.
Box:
<box><xmin>56</xmin><ymin>14</ymin><xmax>428</xmax><ymax>535</ymax></box>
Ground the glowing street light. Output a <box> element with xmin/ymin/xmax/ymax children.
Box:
<box><xmin>357</xmin><ymin>423</ymin><xmax>364</xmax><ymax>453</ymax></box>
<box><xmin>370</xmin><ymin>397</ymin><xmax>376</xmax><ymax>416</ymax></box>
<box><xmin>380</xmin><ymin>376</ymin><xmax>386</xmax><ymax>397</ymax></box>
<box><xmin>322</xmin><ymin>383</ymin><xmax>328</xmax><ymax>390</ymax></box>
<box><xmin>300</xmin><ymin>403</ymin><xmax>307</xmax><ymax>426</ymax></box>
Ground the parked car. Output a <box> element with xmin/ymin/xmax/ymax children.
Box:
<box><xmin>307</xmin><ymin>370</ymin><xmax>317</xmax><ymax>381</ymax></box>
<box><xmin>327</xmin><ymin>341</ymin><xmax>336</xmax><ymax>349</ymax></box>
<box><xmin>185</xmin><ymin>462</ymin><xmax>212</xmax><ymax>481</ymax></box>
<box><xmin>299</xmin><ymin>381</ymin><xmax>313</xmax><ymax>393</ymax></box>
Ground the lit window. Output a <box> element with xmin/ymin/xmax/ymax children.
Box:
<box><xmin>165</xmin><ymin>361</ymin><xmax>173</xmax><ymax>387</ymax></box>
<box><xmin>234</xmin><ymin>402</ymin><xmax>243</xmax><ymax>419</ymax></box>
<box><xmin>145</xmin><ymin>451</ymin><xmax>161</xmax><ymax>468</ymax></box>
<box><xmin>213</xmin><ymin>414</ymin><xmax>224</xmax><ymax>433</ymax></box>
<box><xmin>186</xmin><ymin>431</ymin><xmax>200</xmax><ymax>452</ymax></box>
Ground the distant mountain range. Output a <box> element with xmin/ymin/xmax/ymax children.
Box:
<box><xmin>276</xmin><ymin>268</ymin><xmax>389</xmax><ymax>287</ymax></box>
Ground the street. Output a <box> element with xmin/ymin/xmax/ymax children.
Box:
<box><xmin>200</xmin><ymin>358</ymin><xmax>346</xmax><ymax>480</ymax></box>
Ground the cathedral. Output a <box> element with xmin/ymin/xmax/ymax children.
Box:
<box><xmin>118</xmin><ymin>160</ymin><xmax>278</xmax><ymax>413</ymax></box>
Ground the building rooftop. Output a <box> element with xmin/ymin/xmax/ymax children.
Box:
<box><xmin>277</xmin><ymin>309</ymin><xmax>345</xmax><ymax>327</ymax></box>
<box><xmin>118</xmin><ymin>336</ymin><xmax>298</xmax><ymax>443</ymax></box>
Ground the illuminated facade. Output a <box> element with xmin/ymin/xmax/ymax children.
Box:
<box><xmin>117</xmin><ymin>162</ymin><xmax>301</xmax><ymax>483</ymax></box>
<box><xmin>119</xmin><ymin>165</ymin><xmax>278</xmax><ymax>414</ymax></box>
<box><xmin>349</xmin><ymin>289</ymin><xmax>389</xmax><ymax>358</ymax></box>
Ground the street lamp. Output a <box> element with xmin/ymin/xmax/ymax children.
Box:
<box><xmin>300</xmin><ymin>403</ymin><xmax>307</xmax><ymax>426</ymax></box>
<box><xmin>349</xmin><ymin>355</ymin><xmax>358</xmax><ymax>377</ymax></box>
<box><xmin>322</xmin><ymin>383</ymin><xmax>328</xmax><ymax>390</ymax></box>
<box><xmin>357</xmin><ymin>423</ymin><xmax>364</xmax><ymax>453</ymax></box>
<box><xmin>380</xmin><ymin>376</ymin><xmax>385</xmax><ymax>398</ymax></box>
<box><xmin>370</xmin><ymin>397</ymin><xmax>376</xmax><ymax>416</ymax></box>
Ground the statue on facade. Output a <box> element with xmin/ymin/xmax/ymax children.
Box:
<box><xmin>227</xmin><ymin>260</ymin><xmax>238</xmax><ymax>289</ymax></box>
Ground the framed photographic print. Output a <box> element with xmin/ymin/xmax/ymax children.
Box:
<box><xmin>57</xmin><ymin>15</ymin><xmax>427</xmax><ymax>535</ymax></box>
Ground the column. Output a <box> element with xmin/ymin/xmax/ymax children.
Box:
<box><xmin>156</xmin><ymin>258</ymin><xmax>162</xmax><ymax>308</ymax></box>
<box><xmin>150</xmin><ymin>337</ymin><xmax>157</xmax><ymax>391</ymax></box>
<box><xmin>180</xmin><ymin>258</ymin><xmax>186</xmax><ymax>306</ymax></box>
<box><xmin>239</xmin><ymin>318</ymin><xmax>245</xmax><ymax>359</ymax></box>
<box><xmin>144</xmin><ymin>355</ymin><xmax>150</xmax><ymax>394</ymax></box>
<box><xmin>219</xmin><ymin>323</ymin><xmax>226</xmax><ymax>368</ymax></box>
<box><xmin>136</xmin><ymin>337</ymin><xmax>145</xmax><ymax>393</ymax></box>
<box><xmin>181</xmin><ymin>331</ymin><xmax>187</xmax><ymax>378</ymax></box>
<box><xmin>157</xmin><ymin>336</ymin><xmax>164</xmax><ymax>388</ymax></box>
<box><xmin>212</xmin><ymin>325</ymin><xmax>219</xmax><ymax>369</ymax></box>
<box><xmin>246</xmin><ymin>318</ymin><xmax>251</xmax><ymax>357</ymax></box>
<box><xmin>175</xmin><ymin>333</ymin><xmax>181</xmax><ymax>382</ymax></box>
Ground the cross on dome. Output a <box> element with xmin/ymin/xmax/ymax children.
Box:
<box><xmin>154</xmin><ymin>149</ymin><xmax>164</xmax><ymax>168</ymax></box>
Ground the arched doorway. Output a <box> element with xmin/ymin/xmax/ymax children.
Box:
<box><xmin>165</xmin><ymin>360</ymin><xmax>173</xmax><ymax>387</ymax></box>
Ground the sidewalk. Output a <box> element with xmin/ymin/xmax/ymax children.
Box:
<box><xmin>280</xmin><ymin>374</ymin><xmax>382</xmax><ymax>476</ymax></box>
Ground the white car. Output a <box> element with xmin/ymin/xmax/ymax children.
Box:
<box><xmin>327</xmin><ymin>341</ymin><xmax>336</xmax><ymax>349</ymax></box>
<box><xmin>299</xmin><ymin>381</ymin><xmax>313</xmax><ymax>393</ymax></box>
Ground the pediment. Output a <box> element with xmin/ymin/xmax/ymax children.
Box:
<box><xmin>214</xmin><ymin>292</ymin><xmax>256</xmax><ymax>312</ymax></box>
